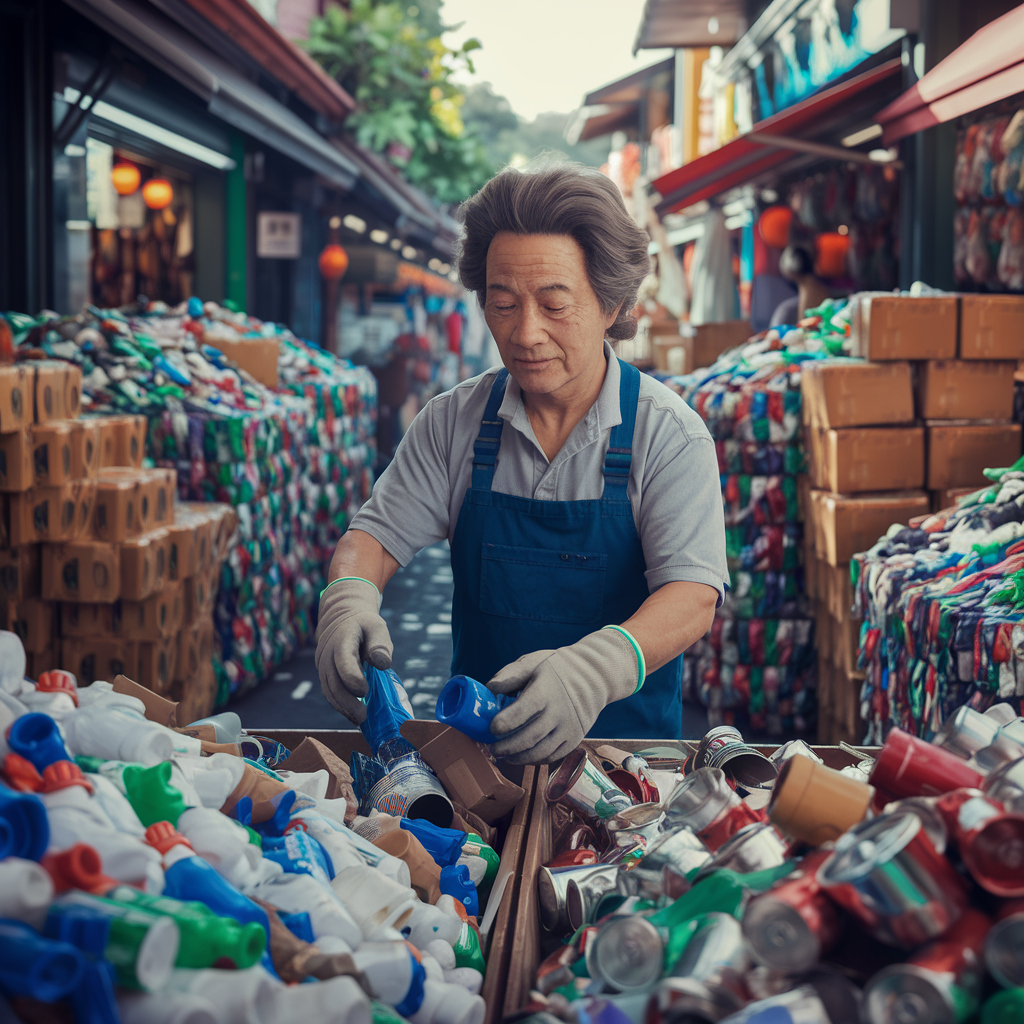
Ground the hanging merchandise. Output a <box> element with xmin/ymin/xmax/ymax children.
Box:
<box><xmin>854</xmin><ymin>458</ymin><xmax>1024</xmax><ymax>742</ymax></box>
<box><xmin>3</xmin><ymin>299</ymin><xmax>377</xmax><ymax>702</ymax></box>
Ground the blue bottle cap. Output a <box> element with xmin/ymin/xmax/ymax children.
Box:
<box><xmin>440</xmin><ymin>864</ymin><xmax>479</xmax><ymax>917</ymax></box>
<box><xmin>8</xmin><ymin>713</ymin><xmax>72</xmax><ymax>771</ymax></box>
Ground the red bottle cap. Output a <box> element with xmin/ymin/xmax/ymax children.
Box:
<box><xmin>144</xmin><ymin>820</ymin><xmax>192</xmax><ymax>854</ymax></box>
<box><xmin>2</xmin><ymin>752</ymin><xmax>44</xmax><ymax>792</ymax></box>
<box><xmin>41</xmin><ymin>761</ymin><xmax>94</xmax><ymax>794</ymax></box>
<box><xmin>35</xmin><ymin>671</ymin><xmax>79</xmax><ymax>706</ymax></box>
<box><xmin>43</xmin><ymin>843</ymin><xmax>116</xmax><ymax>894</ymax></box>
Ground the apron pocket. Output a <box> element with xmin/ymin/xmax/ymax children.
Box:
<box><xmin>480</xmin><ymin>543</ymin><xmax>607</xmax><ymax>624</ymax></box>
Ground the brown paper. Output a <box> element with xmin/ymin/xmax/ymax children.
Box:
<box><xmin>280</xmin><ymin>736</ymin><xmax>358</xmax><ymax>819</ymax></box>
<box><xmin>221</xmin><ymin>762</ymin><xmax>293</xmax><ymax>824</ymax></box>
<box><xmin>112</xmin><ymin>673</ymin><xmax>178</xmax><ymax>727</ymax></box>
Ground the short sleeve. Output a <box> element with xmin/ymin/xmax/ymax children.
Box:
<box><xmin>638</xmin><ymin>433</ymin><xmax>729</xmax><ymax>603</ymax></box>
<box><xmin>349</xmin><ymin>393</ymin><xmax>454</xmax><ymax>566</ymax></box>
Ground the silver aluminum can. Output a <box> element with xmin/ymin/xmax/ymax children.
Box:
<box><xmin>695</xmin><ymin>822</ymin><xmax>788</xmax><ymax>880</ymax></box>
<box><xmin>817</xmin><ymin>812</ymin><xmax>967</xmax><ymax>948</ymax></box>
<box><xmin>586</xmin><ymin>914</ymin><xmax>666</xmax><ymax>993</ymax></box>
<box><xmin>933</xmin><ymin>706</ymin><xmax>1001</xmax><ymax>761</ymax></box>
<box><xmin>663</xmin><ymin>768</ymin><xmax>743</xmax><ymax>833</ymax></box>
<box><xmin>769</xmin><ymin>739</ymin><xmax>823</xmax><ymax>766</ymax></box>
<box><xmin>985</xmin><ymin>912</ymin><xmax>1024</xmax><ymax>989</ymax></box>
<box><xmin>982</xmin><ymin>755</ymin><xmax>1024</xmax><ymax>813</ymax></box>
<box><xmin>696</xmin><ymin>726</ymin><xmax>778</xmax><ymax>791</ymax></box>
<box><xmin>862</xmin><ymin>965</ymin><xmax>971</xmax><ymax>1024</ymax></box>
<box><xmin>539</xmin><ymin>862</ymin><xmax>608</xmax><ymax>933</ymax></box>
<box><xmin>546</xmin><ymin>747</ymin><xmax>633</xmax><ymax>822</ymax></box>
<box><xmin>566</xmin><ymin>864</ymin><xmax>621</xmax><ymax>932</ymax></box>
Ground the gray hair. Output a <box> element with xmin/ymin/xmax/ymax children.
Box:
<box><xmin>457</xmin><ymin>164</ymin><xmax>650</xmax><ymax>341</ymax></box>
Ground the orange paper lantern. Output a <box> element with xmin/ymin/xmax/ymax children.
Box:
<box><xmin>815</xmin><ymin>232</ymin><xmax>850</xmax><ymax>279</ymax></box>
<box><xmin>758</xmin><ymin>205</ymin><xmax>793</xmax><ymax>249</ymax></box>
<box><xmin>111</xmin><ymin>161</ymin><xmax>141</xmax><ymax>196</ymax></box>
<box><xmin>318</xmin><ymin>243</ymin><xmax>349</xmax><ymax>281</ymax></box>
<box><xmin>142</xmin><ymin>178</ymin><xmax>174</xmax><ymax>210</ymax></box>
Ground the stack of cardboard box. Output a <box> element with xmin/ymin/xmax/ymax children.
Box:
<box><xmin>0</xmin><ymin>366</ymin><xmax>232</xmax><ymax>721</ymax></box>
<box><xmin>801</xmin><ymin>294</ymin><xmax>1024</xmax><ymax>743</ymax></box>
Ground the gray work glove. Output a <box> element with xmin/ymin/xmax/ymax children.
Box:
<box><xmin>486</xmin><ymin>627</ymin><xmax>643</xmax><ymax>764</ymax></box>
<box><xmin>315</xmin><ymin>578</ymin><xmax>393</xmax><ymax>725</ymax></box>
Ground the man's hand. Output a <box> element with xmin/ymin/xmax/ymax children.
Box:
<box><xmin>315</xmin><ymin>579</ymin><xmax>393</xmax><ymax>724</ymax></box>
<box><xmin>485</xmin><ymin>628</ymin><xmax>642</xmax><ymax>764</ymax></box>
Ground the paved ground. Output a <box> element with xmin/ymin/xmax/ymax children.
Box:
<box><xmin>227</xmin><ymin>542</ymin><xmax>455</xmax><ymax>730</ymax></box>
<box><xmin>228</xmin><ymin>539</ymin><xmax>709</xmax><ymax>737</ymax></box>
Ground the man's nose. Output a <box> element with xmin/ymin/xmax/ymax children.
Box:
<box><xmin>513</xmin><ymin>303</ymin><xmax>547</xmax><ymax>347</ymax></box>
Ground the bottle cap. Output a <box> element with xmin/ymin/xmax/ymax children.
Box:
<box><xmin>8</xmin><ymin>713</ymin><xmax>72</xmax><ymax>772</ymax></box>
<box><xmin>2</xmin><ymin>752</ymin><xmax>44</xmax><ymax>792</ymax></box>
<box><xmin>41</xmin><ymin>761</ymin><xmax>94</xmax><ymax>794</ymax></box>
<box><xmin>144</xmin><ymin>821</ymin><xmax>193</xmax><ymax>855</ymax></box>
<box><xmin>35</xmin><ymin>671</ymin><xmax>79</xmax><ymax>706</ymax></box>
<box><xmin>43</xmin><ymin>844</ymin><xmax>109</xmax><ymax>893</ymax></box>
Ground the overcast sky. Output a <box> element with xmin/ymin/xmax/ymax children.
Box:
<box><xmin>441</xmin><ymin>0</ymin><xmax>672</xmax><ymax>121</ymax></box>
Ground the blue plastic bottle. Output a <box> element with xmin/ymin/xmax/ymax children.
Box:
<box><xmin>145</xmin><ymin>822</ymin><xmax>270</xmax><ymax>939</ymax></box>
<box><xmin>435</xmin><ymin>675</ymin><xmax>515</xmax><ymax>743</ymax></box>
<box><xmin>0</xmin><ymin>917</ymin><xmax>86</xmax><ymax>1002</ymax></box>
<box><xmin>261</xmin><ymin>831</ymin><xmax>334</xmax><ymax>886</ymax></box>
<box><xmin>400</xmin><ymin>818</ymin><xmax>467</xmax><ymax>867</ymax></box>
<box><xmin>7</xmin><ymin>713</ymin><xmax>71</xmax><ymax>771</ymax></box>
<box><xmin>440</xmin><ymin>864</ymin><xmax>479</xmax><ymax>917</ymax></box>
<box><xmin>0</xmin><ymin>780</ymin><xmax>49</xmax><ymax>861</ymax></box>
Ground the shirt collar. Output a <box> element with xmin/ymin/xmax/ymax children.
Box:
<box><xmin>497</xmin><ymin>341</ymin><xmax>623</xmax><ymax>438</ymax></box>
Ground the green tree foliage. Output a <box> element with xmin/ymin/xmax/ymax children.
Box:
<box><xmin>303</xmin><ymin>0</ymin><xmax>493</xmax><ymax>204</ymax></box>
<box><xmin>461</xmin><ymin>83</ymin><xmax>613</xmax><ymax>171</ymax></box>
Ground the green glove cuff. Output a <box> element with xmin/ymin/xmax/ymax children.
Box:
<box><xmin>602</xmin><ymin>625</ymin><xmax>646</xmax><ymax>694</ymax></box>
<box><xmin>320</xmin><ymin>576</ymin><xmax>381</xmax><ymax>600</ymax></box>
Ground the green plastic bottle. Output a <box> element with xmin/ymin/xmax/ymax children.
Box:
<box><xmin>122</xmin><ymin>761</ymin><xmax>189</xmax><ymax>828</ymax></box>
<box><xmin>103</xmin><ymin>885</ymin><xmax>265</xmax><ymax>969</ymax></box>
<box><xmin>982</xmin><ymin>989</ymin><xmax>1024</xmax><ymax>1024</ymax></box>
<box><xmin>452</xmin><ymin>921</ymin><xmax>486</xmax><ymax>976</ymax></box>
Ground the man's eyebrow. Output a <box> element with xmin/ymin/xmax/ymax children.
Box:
<box><xmin>487</xmin><ymin>283</ymin><xmax>514</xmax><ymax>292</ymax></box>
<box><xmin>538</xmin><ymin>284</ymin><xmax>571</xmax><ymax>294</ymax></box>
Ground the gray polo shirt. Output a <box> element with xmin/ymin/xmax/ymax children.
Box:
<box><xmin>351</xmin><ymin>342</ymin><xmax>728</xmax><ymax>601</ymax></box>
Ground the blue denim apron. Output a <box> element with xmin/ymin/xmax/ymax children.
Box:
<box><xmin>448</xmin><ymin>359</ymin><xmax>683</xmax><ymax>739</ymax></box>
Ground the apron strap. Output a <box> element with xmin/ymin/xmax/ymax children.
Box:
<box><xmin>603</xmin><ymin>358</ymin><xmax>640</xmax><ymax>498</ymax></box>
<box><xmin>471</xmin><ymin>368</ymin><xmax>509</xmax><ymax>491</ymax></box>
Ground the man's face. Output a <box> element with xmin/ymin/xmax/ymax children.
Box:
<box><xmin>483</xmin><ymin>232</ymin><xmax>616</xmax><ymax>398</ymax></box>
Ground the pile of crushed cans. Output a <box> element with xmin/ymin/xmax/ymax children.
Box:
<box><xmin>523</xmin><ymin>711</ymin><xmax>1024</xmax><ymax>1024</ymax></box>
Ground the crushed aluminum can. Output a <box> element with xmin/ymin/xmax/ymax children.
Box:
<box><xmin>695</xmin><ymin>726</ymin><xmax>779</xmax><ymax>791</ymax></box>
<box><xmin>982</xmin><ymin>755</ymin><xmax>1024</xmax><ymax>813</ymax></box>
<box><xmin>937</xmin><ymin>790</ymin><xmax>1024</xmax><ymax>897</ymax></box>
<box><xmin>869</xmin><ymin>729</ymin><xmax>984</xmax><ymax>801</ymax></box>
<box><xmin>817</xmin><ymin>811</ymin><xmax>968</xmax><ymax>949</ymax></box>
<box><xmin>539</xmin><ymin>862</ymin><xmax>613</xmax><ymax>933</ymax></box>
<box><xmin>984</xmin><ymin>905</ymin><xmax>1024</xmax><ymax>989</ymax></box>
<box><xmin>742</xmin><ymin>850</ymin><xmax>839</xmax><ymax>973</ymax></box>
<box><xmin>361</xmin><ymin>756</ymin><xmax>454</xmax><ymax>827</ymax></box>
<box><xmin>663</xmin><ymin>768</ymin><xmax>763</xmax><ymax>852</ymax></box>
<box><xmin>547</xmin><ymin>748</ymin><xmax>633</xmax><ymax>823</ymax></box>
<box><xmin>769</xmin><ymin>739</ymin><xmax>823</xmax><ymax>766</ymax></box>
<box><xmin>695</xmin><ymin>822</ymin><xmax>789</xmax><ymax>879</ymax></box>
<box><xmin>606</xmin><ymin>802</ymin><xmax>666</xmax><ymax>851</ymax></box>
<box><xmin>862</xmin><ymin>908</ymin><xmax>990</xmax><ymax>1024</ymax></box>
<box><xmin>586</xmin><ymin>914</ymin><xmax>667</xmax><ymax>993</ymax></box>
<box><xmin>565</xmin><ymin>863</ymin><xmax>621</xmax><ymax>932</ymax></box>
<box><xmin>933</xmin><ymin>706</ymin><xmax>1002</xmax><ymax>761</ymax></box>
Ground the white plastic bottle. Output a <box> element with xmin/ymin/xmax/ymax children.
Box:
<box><xmin>0</xmin><ymin>858</ymin><xmax>54</xmax><ymax>928</ymax></box>
<box><xmin>118</xmin><ymin>991</ymin><xmax>218</xmax><ymax>1024</ymax></box>
<box><xmin>270</xmin><ymin>974</ymin><xmax>371</xmax><ymax>1024</ymax></box>
<box><xmin>162</xmin><ymin>967</ymin><xmax>283</xmax><ymax>1024</ymax></box>
<box><xmin>173</xmin><ymin>754</ymin><xmax>245</xmax><ymax>809</ymax></box>
<box><xmin>62</xmin><ymin>704</ymin><xmax>177</xmax><ymax>765</ymax></box>
<box><xmin>331</xmin><ymin>865</ymin><xmax>419</xmax><ymax>939</ymax></box>
<box><xmin>410</xmin><ymin>980</ymin><xmax>486</xmax><ymax>1024</ymax></box>
<box><xmin>175</xmin><ymin>806</ymin><xmax>264</xmax><ymax>888</ymax></box>
<box><xmin>251</xmin><ymin>870</ymin><xmax>363</xmax><ymax>949</ymax></box>
<box><xmin>0</xmin><ymin>630</ymin><xmax>27</xmax><ymax>693</ymax></box>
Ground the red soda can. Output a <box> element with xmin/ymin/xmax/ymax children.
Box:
<box><xmin>870</xmin><ymin>729</ymin><xmax>984</xmax><ymax>800</ymax></box>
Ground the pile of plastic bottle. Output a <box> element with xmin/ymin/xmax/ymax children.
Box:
<box><xmin>0</xmin><ymin>630</ymin><xmax>494</xmax><ymax>1024</ymax></box>
<box><xmin>853</xmin><ymin>457</ymin><xmax>1024</xmax><ymax>743</ymax></box>
<box><xmin>660</xmin><ymin>335</ymin><xmax>817</xmax><ymax>738</ymax></box>
<box><xmin>2</xmin><ymin>300</ymin><xmax>377</xmax><ymax>698</ymax></box>
<box><xmin>525</xmin><ymin>715</ymin><xmax>1024</xmax><ymax>1024</ymax></box>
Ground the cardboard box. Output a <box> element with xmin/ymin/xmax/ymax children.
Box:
<box><xmin>960</xmin><ymin>295</ymin><xmax>1024</xmax><ymax>359</ymax></box>
<box><xmin>0</xmin><ymin>546</ymin><xmax>40</xmax><ymax>601</ymax></box>
<box><xmin>0</xmin><ymin>364</ymin><xmax>32</xmax><ymax>433</ymax></box>
<box><xmin>42</xmin><ymin>541</ymin><xmax>120</xmax><ymax>603</ymax></box>
<box><xmin>812</xmin><ymin>489</ymin><xmax>930</xmax><ymax>565</ymax></box>
<box><xmin>813</xmin><ymin>426</ymin><xmax>926</xmax><ymax>493</ymax></box>
<box><xmin>120</xmin><ymin>581</ymin><xmax>183</xmax><ymax>641</ymax></box>
<box><xmin>171</xmin><ymin>661</ymin><xmax>217</xmax><ymax>724</ymax></box>
<box><xmin>137</xmin><ymin>636</ymin><xmax>177</xmax><ymax>695</ymax></box>
<box><xmin>926</xmin><ymin>422</ymin><xmax>1023</xmax><ymax>490</ymax></box>
<box><xmin>172</xmin><ymin>505</ymin><xmax>213</xmax><ymax>576</ymax></box>
<box><xmin>0</xmin><ymin>428</ymin><xmax>34</xmax><ymax>491</ymax></box>
<box><xmin>121</xmin><ymin>528</ymin><xmax>169</xmax><ymax>601</ymax></box>
<box><xmin>60</xmin><ymin>602</ymin><xmax>117</xmax><ymax>639</ymax></box>
<box><xmin>26</xmin><ymin>650</ymin><xmax>59</xmax><ymax>679</ymax></box>
<box><xmin>70</xmin><ymin>421</ymin><xmax>100</xmax><ymax>479</ymax></box>
<box><xmin>682</xmin><ymin>321</ymin><xmax>751</xmax><ymax>369</ymax></box>
<box><xmin>62</xmin><ymin>638</ymin><xmax>138</xmax><ymax>686</ymax></box>
<box><xmin>850</xmin><ymin>294</ymin><xmax>958</xmax><ymax>361</ymax></box>
<box><xmin>182</xmin><ymin>570</ymin><xmax>217</xmax><ymax>625</ymax></box>
<box><xmin>33</xmin><ymin>361</ymin><xmax>81</xmax><ymax>423</ymax></box>
<box><xmin>94</xmin><ymin>469</ymin><xmax>143</xmax><ymax>542</ymax></box>
<box><xmin>800</xmin><ymin>361</ymin><xmax>915</xmax><ymax>429</ymax></box>
<box><xmin>210</xmin><ymin>336</ymin><xmax>280</xmax><ymax>389</ymax></box>
<box><xmin>8</xmin><ymin>481</ymin><xmax>96</xmax><ymax>545</ymax></box>
<box><xmin>0</xmin><ymin>599</ymin><xmax>55</xmax><ymax>653</ymax></box>
<box><xmin>31</xmin><ymin>422</ymin><xmax>75</xmax><ymax>486</ymax></box>
<box><xmin>208</xmin><ymin>504</ymin><xmax>238</xmax><ymax>563</ymax></box>
<box><xmin>175</xmin><ymin>623</ymin><xmax>201</xmax><ymax>683</ymax></box>
<box><xmin>93</xmin><ymin>415</ymin><xmax>146</xmax><ymax>468</ymax></box>
<box><xmin>140</xmin><ymin>468</ymin><xmax>176</xmax><ymax>527</ymax></box>
<box><xmin>915</xmin><ymin>360</ymin><xmax>1016</xmax><ymax>420</ymax></box>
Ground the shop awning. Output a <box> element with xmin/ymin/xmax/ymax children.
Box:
<box><xmin>650</xmin><ymin>58</ymin><xmax>903</xmax><ymax>215</ymax></box>
<box><xmin>877</xmin><ymin>6</ymin><xmax>1024</xmax><ymax>145</ymax></box>
<box><xmin>633</xmin><ymin>0</ymin><xmax>746</xmax><ymax>52</ymax></box>
<box><xmin>567</xmin><ymin>56</ymin><xmax>675</xmax><ymax>144</ymax></box>
<box><xmin>64</xmin><ymin>0</ymin><xmax>360</xmax><ymax>191</ymax></box>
